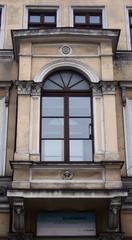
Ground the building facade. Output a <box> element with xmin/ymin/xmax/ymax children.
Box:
<box><xmin>0</xmin><ymin>0</ymin><xmax>132</xmax><ymax>239</ymax></box>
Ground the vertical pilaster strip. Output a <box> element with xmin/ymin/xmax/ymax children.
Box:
<box><xmin>19</xmin><ymin>42</ymin><xmax>32</xmax><ymax>81</ymax></box>
<box><xmin>29</xmin><ymin>83</ymin><xmax>42</xmax><ymax>160</ymax></box>
<box><xmin>101</xmin><ymin>82</ymin><xmax>119</xmax><ymax>160</ymax></box>
<box><xmin>100</xmin><ymin>42</ymin><xmax>114</xmax><ymax>81</ymax></box>
<box><xmin>92</xmin><ymin>84</ymin><xmax>105</xmax><ymax>158</ymax></box>
<box><xmin>15</xmin><ymin>82</ymin><xmax>32</xmax><ymax>161</ymax></box>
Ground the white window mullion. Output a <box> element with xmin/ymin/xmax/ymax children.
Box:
<box><xmin>0</xmin><ymin>97</ymin><xmax>7</xmax><ymax>175</ymax></box>
<box><xmin>124</xmin><ymin>98</ymin><xmax>132</xmax><ymax>176</ymax></box>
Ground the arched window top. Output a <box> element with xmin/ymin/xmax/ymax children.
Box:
<box><xmin>41</xmin><ymin>69</ymin><xmax>93</xmax><ymax>162</ymax></box>
<box><xmin>43</xmin><ymin>70</ymin><xmax>90</xmax><ymax>91</ymax></box>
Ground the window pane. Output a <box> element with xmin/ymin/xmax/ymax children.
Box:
<box><xmin>70</xmin><ymin>140</ymin><xmax>92</xmax><ymax>161</ymax></box>
<box><xmin>37</xmin><ymin>212</ymin><xmax>96</xmax><ymax>236</ymax></box>
<box><xmin>130</xmin><ymin>14</ymin><xmax>132</xmax><ymax>24</ymax></box>
<box><xmin>0</xmin><ymin>10</ymin><xmax>1</xmax><ymax>26</ymax></box>
<box><xmin>71</xmin><ymin>80</ymin><xmax>90</xmax><ymax>90</ymax></box>
<box><xmin>44</xmin><ymin>80</ymin><xmax>62</xmax><ymax>90</ymax></box>
<box><xmin>41</xmin><ymin>140</ymin><xmax>64</xmax><ymax>161</ymax></box>
<box><xmin>42</xmin><ymin>118</ymin><xmax>64</xmax><ymax>138</ymax></box>
<box><xmin>29</xmin><ymin>15</ymin><xmax>41</xmax><ymax>23</ymax></box>
<box><xmin>75</xmin><ymin>15</ymin><xmax>86</xmax><ymax>24</ymax></box>
<box><xmin>42</xmin><ymin>97</ymin><xmax>64</xmax><ymax>116</ymax></box>
<box><xmin>60</xmin><ymin>71</ymin><xmax>72</xmax><ymax>87</ymax></box>
<box><xmin>70</xmin><ymin>118</ymin><xmax>91</xmax><ymax>139</ymax></box>
<box><xmin>69</xmin><ymin>97</ymin><xmax>91</xmax><ymax>116</ymax></box>
<box><xmin>44</xmin><ymin>15</ymin><xmax>55</xmax><ymax>23</ymax></box>
<box><xmin>69</xmin><ymin>73</ymin><xmax>83</xmax><ymax>87</ymax></box>
<box><xmin>89</xmin><ymin>15</ymin><xmax>100</xmax><ymax>24</ymax></box>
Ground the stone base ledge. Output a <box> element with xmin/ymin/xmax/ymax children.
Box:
<box><xmin>7</xmin><ymin>232</ymin><xmax>126</xmax><ymax>240</ymax></box>
<box><xmin>7</xmin><ymin>189</ymin><xmax>128</xmax><ymax>199</ymax></box>
<box><xmin>99</xmin><ymin>232</ymin><xmax>124</xmax><ymax>240</ymax></box>
<box><xmin>10</xmin><ymin>161</ymin><xmax>124</xmax><ymax>190</ymax></box>
<box><xmin>8</xmin><ymin>233</ymin><xmax>33</xmax><ymax>240</ymax></box>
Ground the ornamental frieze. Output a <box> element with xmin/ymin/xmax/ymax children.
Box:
<box><xmin>15</xmin><ymin>80</ymin><xmax>117</xmax><ymax>96</ymax></box>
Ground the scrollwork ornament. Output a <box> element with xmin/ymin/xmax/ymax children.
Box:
<box><xmin>63</xmin><ymin>169</ymin><xmax>73</xmax><ymax>180</ymax></box>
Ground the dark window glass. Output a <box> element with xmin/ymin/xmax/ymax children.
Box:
<box><xmin>89</xmin><ymin>15</ymin><xmax>100</xmax><ymax>24</ymax></box>
<box><xmin>29</xmin><ymin>15</ymin><xmax>40</xmax><ymax>23</ymax></box>
<box><xmin>44</xmin><ymin>15</ymin><xmax>56</xmax><ymax>23</ymax></box>
<box><xmin>41</xmin><ymin>70</ymin><xmax>93</xmax><ymax>162</ymax></box>
<box><xmin>75</xmin><ymin>15</ymin><xmax>86</xmax><ymax>24</ymax></box>
<box><xmin>0</xmin><ymin>10</ymin><xmax>1</xmax><ymax>27</ymax></box>
<box><xmin>129</xmin><ymin>11</ymin><xmax>132</xmax><ymax>48</ymax></box>
<box><xmin>28</xmin><ymin>10</ymin><xmax>56</xmax><ymax>28</ymax></box>
<box><xmin>74</xmin><ymin>10</ymin><xmax>102</xmax><ymax>29</ymax></box>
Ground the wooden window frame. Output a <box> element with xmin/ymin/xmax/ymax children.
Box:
<box><xmin>40</xmin><ymin>91</ymin><xmax>94</xmax><ymax>163</ymax></box>
<box><xmin>74</xmin><ymin>10</ymin><xmax>102</xmax><ymax>29</ymax></box>
<box><xmin>28</xmin><ymin>10</ymin><xmax>56</xmax><ymax>28</ymax></box>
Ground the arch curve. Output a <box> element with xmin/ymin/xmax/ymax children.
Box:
<box><xmin>34</xmin><ymin>59</ymin><xmax>99</xmax><ymax>83</ymax></box>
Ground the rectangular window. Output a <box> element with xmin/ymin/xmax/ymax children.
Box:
<box><xmin>37</xmin><ymin>212</ymin><xmax>96</xmax><ymax>236</ymax></box>
<box><xmin>0</xmin><ymin>9</ymin><xmax>1</xmax><ymax>28</ymax></box>
<box><xmin>28</xmin><ymin>10</ymin><xmax>56</xmax><ymax>28</ymax></box>
<box><xmin>0</xmin><ymin>6</ymin><xmax>5</xmax><ymax>48</ymax></box>
<box><xmin>0</xmin><ymin>97</ymin><xmax>7</xmax><ymax>175</ymax></box>
<box><xmin>124</xmin><ymin>97</ymin><xmax>132</xmax><ymax>176</ymax></box>
<box><xmin>74</xmin><ymin>10</ymin><xmax>102</xmax><ymax>29</ymax></box>
<box><xmin>129</xmin><ymin>11</ymin><xmax>132</xmax><ymax>48</ymax></box>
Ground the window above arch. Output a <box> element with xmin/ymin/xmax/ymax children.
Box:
<box><xmin>41</xmin><ymin>70</ymin><xmax>93</xmax><ymax>163</ymax></box>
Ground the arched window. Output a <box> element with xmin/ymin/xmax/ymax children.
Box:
<box><xmin>41</xmin><ymin>70</ymin><xmax>93</xmax><ymax>162</ymax></box>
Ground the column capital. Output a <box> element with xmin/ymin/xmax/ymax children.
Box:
<box><xmin>108</xmin><ymin>198</ymin><xmax>121</xmax><ymax>231</ymax></box>
<box><xmin>15</xmin><ymin>81</ymin><xmax>42</xmax><ymax>96</ymax></box>
<box><xmin>100</xmin><ymin>81</ymin><xmax>117</xmax><ymax>95</ymax></box>
<box><xmin>15</xmin><ymin>81</ymin><xmax>33</xmax><ymax>95</ymax></box>
<box><xmin>91</xmin><ymin>81</ymin><xmax>117</xmax><ymax>96</ymax></box>
<box><xmin>110</xmin><ymin>198</ymin><xmax>121</xmax><ymax>214</ymax></box>
<box><xmin>31</xmin><ymin>82</ymin><xmax>42</xmax><ymax>96</ymax></box>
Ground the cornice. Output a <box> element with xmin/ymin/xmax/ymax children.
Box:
<box><xmin>11</xmin><ymin>28</ymin><xmax>120</xmax><ymax>61</ymax></box>
<box><xmin>10</xmin><ymin>160</ymin><xmax>124</xmax><ymax>169</ymax></box>
<box><xmin>0</xmin><ymin>50</ymin><xmax>14</xmax><ymax>60</ymax></box>
<box><xmin>115</xmin><ymin>51</ymin><xmax>132</xmax><ymax>60</ymax></box>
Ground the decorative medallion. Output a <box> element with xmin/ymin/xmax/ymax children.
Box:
<box><xmin>60</xmin><ymin>45</ymin><xmax>72</xmax><ymax>55</ymax></box>
<box><xmin>63</xmin><ymin>169</ymin><xmax>73</xmax><ymax>180</ymax></box>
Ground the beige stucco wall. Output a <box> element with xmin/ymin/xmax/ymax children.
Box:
<box><xmin>114</xmin><ymin>57</ymin><xmax>132</xmax><ymax>81</ymax></box>
<box><xmin>0</xmin><ymin>0</ymin><xmax>132</xmax><ymax>237</ymax></box>
<box><xmin>0</xmin><ymin>213</ymin><xmax>10</xmax><ymax>236</ymax></box>
<box><xmin>121</xmin><ymin>212</ymin><xmax>132</xmax><ymax>236</ymax></box>
<box><xmin>0</xmin><ymin>61</ymin><xmax>17</xmax><ymax>81</ymax></box>
<box><xmin>0</xmin><ymin>0</ymin><xmax>131</xmax><ymax>50</ymax></box>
